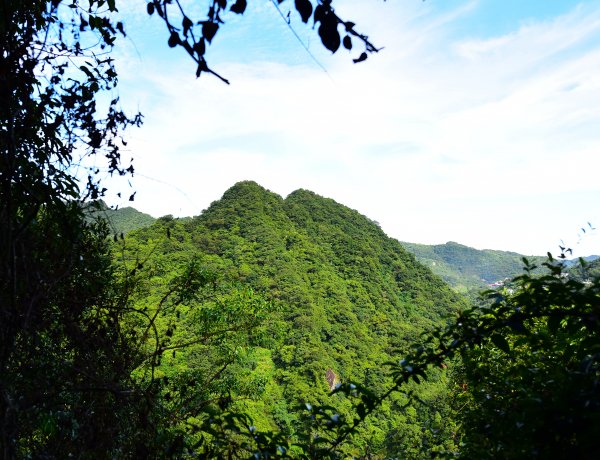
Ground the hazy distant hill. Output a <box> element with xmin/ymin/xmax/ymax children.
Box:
<box><xmin>562</xmin><ymin>254</ymin><xmax>600</xmax><ymax>267</ymax></box>
<box><xmin>567</xmin><ymin>256</ymin><xmax>600</xmax><ymax>281</ymax></box>
<box><xmin>401</xmin><ymin>241</ymin><xmax>546</xmax><ymax>292</ymax></box>
<box><xmin>86</xmin><ymin>201</ymin><xmax>156</xmax><ymax>234</ymax></box>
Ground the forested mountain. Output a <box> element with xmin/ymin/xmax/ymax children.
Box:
<box><xmin>91</xmin><ymin>195</ymin><xmax>556</xmax><ymax>295</ymax></box>
<box><xmin>94</xmin><ymin>199</ymin><xmax>571</xmax><ymax>297</ymax></box>
<box><xmin>86</xmin><ymin>200</ymin><xmax>156</xmax><ymax>234</ymax></box>
<box><xmin>6</xmin><ymin>2</ymin><xmax>598</xmax><ymax>457</ymax></box>
<box><xmin>119</xmin><ymin>181</ymin><xmax>466</xmax><ymax>457</ymax></box>
<box><xmin>401</xmin><ymin>241</ymin><xmax>546</xmax><ymax>292</ymax></box>
<box><xmin>563</xmin><ymin>254</ymin><xmax>600</xmax><ymax>267</ymax></box>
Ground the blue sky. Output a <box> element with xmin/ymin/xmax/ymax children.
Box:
<box><xmin>105</xmin><ymin>0</ymin><xmax>600</xmax><ymax>256</ymax></box>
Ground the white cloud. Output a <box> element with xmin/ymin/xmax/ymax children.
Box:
<box><xmin>110</xmin><ymin>1</ymin><xmax>600</xmax><ymax>256</ymax></box>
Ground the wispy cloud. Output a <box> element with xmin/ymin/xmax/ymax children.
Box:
<box><xmin>111</xmin><ymin>1</ymin><xmax>600</xmax><ymax>256</ymax></box>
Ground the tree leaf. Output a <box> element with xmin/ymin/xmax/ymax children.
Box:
<box><xmin>202</xmin><ymin>21</ymin><xmax>219</xmax><ymax>43</ymax></box>
<box><xmin>314</xmin><ymin>4</ymin><xmax>325</xmax><ymax>24</ymax></box>
<box><xmin>116</xmin><ymin>21</ymin><xmax>126</xmax><ymax>37</ymax></box>
<box><xmin>168</xmin><ymin>32</ymin><xmax>179</xmax><ymax>48</ymax></box>
<box><xmin>194</xmin><ymin>39</ymin><xmax>206</xmax><ymax>57</ymax></box>
<box><xmin>79</xmin><ymin>65</ymin><xmax>94</xmax><ymax>79</ymax></box>
<box><xmin>182</xmin><ymin>16</ymin><xmax>193</xmax><ymax>36</ymax></box>
<box><xmin>295</xmin><ymin>0</ymin><xmax>313</xmax><ymax>24</ymax></box>
<box><xmin>491</xmin><ymin>333</ymin><xmax>511</xmax><ymax>353</ymax></box>
<box><xmin>343</xmin><ymin>35</ymin><xmax>352</xmax><ymax>50</ymax></box>
<box><xmin>353</xmin><ymin>52</ymin><xmax>367</xmax><ymax>63</ymax></box>
<box><xmin>230</xmin><ymin>0</ymin><xmax>247</xmax><ymax>15</ymax></box>
<box><xmin>318</xmin><ymin>15</ymin><xmax>340</xmax><ymax>53</ymax></box>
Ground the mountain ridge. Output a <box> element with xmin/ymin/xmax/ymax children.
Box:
<box><xmin>105</xmin><ymin>181</ymin><xmax>596</xmax><ymax>294</ymax></box>
<box><xmin>121</xmin><ymin>180</ymin><xmax>465</xmax><ymax>455</ymax></box>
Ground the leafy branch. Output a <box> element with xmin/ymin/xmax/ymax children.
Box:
<box><xmin>145</xmin><ymin>0</ymin><xmax>382</xmax><ymax>82</ymax></box>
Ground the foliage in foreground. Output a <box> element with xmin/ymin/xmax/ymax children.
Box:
<box><xmin>343</xmin><ymin>255</ymin><xmax>600</xmax><ymax>459</ymax></box>
<box><xmin>455</xmin><ymin>257</ymin><xmax>600</xmax><ymax>458</ymax></box>
<box><xmin>5</xmin><ymin>172</ymin><xmax>599</xmax><ymax>458</ymax></box>
<box><xmin>1</xmin><ymin>0</ymin><xmax>140</xmax><ymax>456</ymax></box>
<box><xmin>1</xmin><ymin>0</ymin><xmax>380</xmax><ymax>454</ymax></box>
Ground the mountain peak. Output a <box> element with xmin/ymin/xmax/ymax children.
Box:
<box><xmin>286</xmin><ymin>188</ymin><xmax>320</xmax><ymax>199</ymax></box>
<box><xmin>222</xmin><ymin>180</ymin><xmax>276</xmax><ymax>197</ymax></box>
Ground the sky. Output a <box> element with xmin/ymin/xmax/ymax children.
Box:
<box><xmin>102</xmin><ymin>0</ymin><xmax>600</xmax><ymax>256</ymax></box>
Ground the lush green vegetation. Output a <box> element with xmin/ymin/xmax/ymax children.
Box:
<box><xmin>104</xmin><ymin>182</ymin><xmax>599</xmax><ymax>458</ymax></box>
<box><xmin>86</xmin><ymin>200</ymin><xmax>157</xmax><ymax>235</ymax></box>
<box><xmin>116</xmin><ymin>181</ymin><xmax>466</xmax><ymax>457</ymax></box>
<box><xmin>4</xmin><ymin>170</ymin><xmax>599</xmax><ymax>457</ymax></box>
<box><xmin>453</xmin><ymin>256</ymin><xmax>600</xmax><ymax>458</ymax></box>
<box><xmin>3</xmin><ymin>1</ymin><xmax>599</xmax><ymax>457</ymax></box>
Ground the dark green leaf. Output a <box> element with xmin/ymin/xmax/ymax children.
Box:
<box><xmin>230</xmin><ymin>0</ymin><xmax>247</xmax><ymax>14</ymax></box>
<box><xmin>295</xmin><ymin>0</ymin><xmax>313</xmax><ymax>23</ymax></box>
<box><xmin>491</xmin><ymin>333</ymin><xmax>511</xmax><ymax>353</ymax></box>
<box><xmin>202</xmin><ymin>21</ymin><xmax>219</xmax><ymax>43</ymax></box>
<box><xmin>343</xmin><ymin>35</ymin><xmax>352</xmax><ymax>50</ymax></box>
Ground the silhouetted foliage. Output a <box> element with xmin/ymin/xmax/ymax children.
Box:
<box><xmin>331</xmin><ymin>254</ymin><xmax>600</xmax><ymax>459</ymax></box>
<box><xmin>0</xmin><ymin>1</ymin><xmax>142</xmax><ymax>455</ymax></box>
<box><xmin>145</xmin><ymin>0</ymin><xmax>381</xmax><ymax>83</ymax></box>
<box><xmin>454</xmin><ymin>256</ymin><xmax>600</xmax><ymax>458</ymax></box>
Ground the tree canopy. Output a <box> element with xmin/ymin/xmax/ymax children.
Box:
<box><xmin>1</xmin><ymin>1</ymin><xmax>599</xmax><ymax>458</ymax></box>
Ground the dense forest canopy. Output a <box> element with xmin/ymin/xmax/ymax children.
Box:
<box><xmin>113</xmin><ymin>181</ymin><xmax>466</xmax><ymax>456</ymax></box>
<box><xmin>1</xmin><ymin>0</ymin><xmax>599</xmax><ymax>458</ymax></box>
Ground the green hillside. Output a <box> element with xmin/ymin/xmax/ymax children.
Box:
<box><xmin>86</xmin><ymin>200</ymin><xmax>156</xmax><ymax>234</ymax></box>
<box><xmin>401</xmin><ymin>241</ymin><xmax>546</xmax><ymax>293</ymax></box>
<box><xmin>567</xmin><ymin>256</ymin><xmax>600</xmax><ymax>281</ymax></box>
<box><xmin>119</xmin><ymin>181</ymin><xmax>466</xmax><ymax>457</ymax></box>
